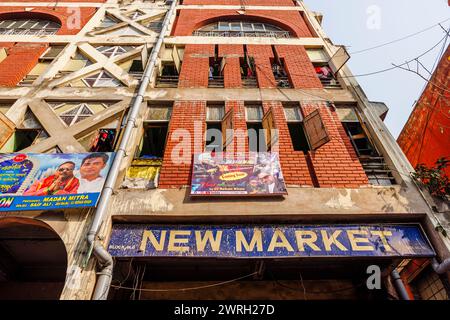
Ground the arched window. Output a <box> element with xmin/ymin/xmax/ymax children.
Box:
<box><xmin>0</xmin><ymin>18</ymin><xmax>61</xmax><ymax>36</ymax></box>
<box><xmin>194</xmin><ymin>21</ymin><xmax>291</xmax><ymax>38</ymax></box>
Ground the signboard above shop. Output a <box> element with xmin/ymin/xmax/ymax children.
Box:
<box><xmin>190</xmin><ymin>152</ymin><xmax>287</xmax><ymax>196</ymax></box>
<box><xmin>0</xmin><ymin>153</ymin><xmax>114</xmax><ymax>211</ymax></box>
<box><xmin>108</xmin><ymin>224</ymin><xmax>435</xmax><ymax>259</ymax></box>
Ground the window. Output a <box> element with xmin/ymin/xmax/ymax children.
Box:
<box><xmin>98</xmin><ymin>16</ymin><xmax>119</xmax><ymax>29</ymax></box>
<box><xmin>127</xmin><ymin>10</ymin><xmax>145</xmax><ymax>20</ymax></box>
<box><xmin>18</xmin><ymin>45</ymin><xmax>66</xmax><ymax>86</ymax></box>
<box><xmin>137</xmin><ymin>104</ymin><xmax>172</xmax><ymax>159</ymax></box>
<box><xmin>245</xmin><ymin>103</ymin><xmax>266</xmax><ymax>152</ymax></box>
<box><xmin>337</xmin><ymin>105</ymin><xmax>395</xmax><ymax>185</ymax></box>
<box><xmin>56</xmin><ymin>51</ymin><xmax>93</xmax><ymax>81</ymax></box>
<box><xmin>0</xmin><ymin>19</ymin><xmax>61</xmax><ymax>36</ymax></box>
<box><xmin>142</xmin><ymin>17</ymin><xmax>164</xmax><ymax>33</ymax></box>
<box><xmin>205</xmin><ymin>103</ymin><xmax>225</xmax><ymax>152</ymax></box>
<box><xmin>0</xmin><ymin>109</ymin><xmax>48</xmax><ymax>153</ymax></box>
<box><xmin>195</xmin><ymin>21</ymin><xmax>291</xmax><ymax>38</ymax></box>
<box><xmin>208</xmin><ymin>56</ymin><xmax>224</xmax><ymax>88</ymax></box>
<box><xmin>283</xmin><ymin>103</ymin><xmax>310</xmax><ymax>152</ymax></box>
<box><xmin>39</xmin><ymin>45</ymin><xmax>65</xmax><ymax>62</ymax></box>
<box><xmin>48</xmin><ymin>101</ymin><xmax>116</xmax><ymax>127</ymax></box>
<box><xmin>96</xmin><ymin>45</ymin><xmax>136</xmax><ymax>58</ymax></box>
<box><xmin>314</xmin><ymin>63</ymin><xmax>341</xmax><ymax>89</ymax></box>
<box><xmin>119</xmin><ymin>58</ymin><xmax>144</xmax><ymax>80</ymax></box>
<box><xmin>103</xmin><ymin>26</ymin><xmax>144</xmax><ymax>36</ymax></box>
<box><xmin>82</xmin><ymin>71</ymin><xmax>122</xmax><ymax>88</ymax></box>
<box><xmin>124</xmin><ymin>104</ymin><xmax>171</xmax><ymax>189</ymax></box>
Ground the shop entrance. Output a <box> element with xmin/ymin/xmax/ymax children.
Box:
<box><xmin>0</xmin><ymin>218</ymin><xmax>68</xmax><ymax>300</ymax></box>
<box><xmin>108</xmin><ymin>258</ymin><xmax>393</xmax><ymax>300</ymax></box>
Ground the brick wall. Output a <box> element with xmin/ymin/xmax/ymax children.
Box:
<box><xmin>397</xmin><ymin>45</ymin><xmax>450</xmax><ymax>177</ymax></box>
<box><xmin>158</xmin><ymin>101</ymin><xmax>207</xmax><ymax>188</ymax></box>
<box><xmin>225</xmin><ymin>100</ymin><xmax>248</xmax><ymax>153</ymax></box>
<box><xmin>219</xmin><ymin>45</ymin><xmax>244</xmax><ymax>88</ymax></box>
<box><xmin>172</xmin><ymin>9</ymin><xmax>313</xmax><ymax>38</ymax></box>
<box><xmin>302</xmin><ymin>102</ymin><xmax>368</xmax><ymax>188</ymax></box>
<box><xmin>157</xmin><ymin>100</ymin><xmax>368</xmax><ymax>189</ymax></box>
<box><xmin>247</xmin><ymin>45</ymin><xmax>276</xmax><ymax>88</ymax></box>
<box><xmin>183</xmin><ymin>0</ymin><xmax>296</xmax><ymax>6</ymax></box>
<box><xmin>0</xmin><ymin>43</ymin><xmax>48</xmax><ymax>87</ymax></box>
<box><xmin>0</xmin><ymin>7</ymin><xmax>97</xmax><ymax>35</ymax></box>
<box><xmin>275</xmin><ymin>45</ymin><xmax>323</xmax><ymax>89</ymax></box>
<box><xmin>0</xmin><ymin>5</ymin><xmax>98</xmax><ymax>87</ymax></box>
<box><xmin>263</xmin><ymin>101</ymin><xmax>314</xmax><ymax>186</ymax></box>
<box><xmin>178</xmin><ymin>44</ymin><xmax>215</xmax><ymax>88</ymax></box>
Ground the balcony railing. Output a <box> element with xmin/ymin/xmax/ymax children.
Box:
<box><xmin>18</xmin><ymin>75</ymin><xmax>39</xmax><ymax>87</ymax></box>
<box><xmin>193</xmin><ymin>30</ymin><xmax>291</xmax><ymax>38</ymax></box>
<box><xmin>319</xmin><ymin>77</ymin><xmax>342</xmax><ymax>89</ymax></box>
<box><xmin>208</xmin><ymin>76</ymin><xmax>224</xmax><ymax>88</ymax></box>
<box><xmin>242</xmin><ymin>76</ymin><xmax>257</xmax><ymax>88</ymax></box>
<box><xmin>0</xmin><ymin>28</ymin><xmax>58</xmax><ymax>36</ymax></box>
<box><xmin>359</xmin><ymin>156</ymin><xmax>396</xmax><ymax>186</ymax></box>
<box><xmin>275</xmin><ymin>76</ymin><xmax>292</xmax><ymax>88</ymax></box>
<box><xmin>155</xmin><ymin>75</ymin><xmax>179</xmax><ymax>88</ymax></box>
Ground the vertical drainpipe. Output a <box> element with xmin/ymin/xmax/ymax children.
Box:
<box><xmin>86</xmin><ymin>0</ymin><xmax>179</xmax><ymax>300</ymax></box>
<box><xmin>391</xmin><ymin>269</ymin><xmax>411</xmax><ymax>300</ymax></box>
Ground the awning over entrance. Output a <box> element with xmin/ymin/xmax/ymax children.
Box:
<box><xmin>108</xmin><ymin>224</ymin><xmax>435</xmax><ymax>259</ymax></box>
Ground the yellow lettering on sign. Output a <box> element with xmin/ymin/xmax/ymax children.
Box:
<box><xmin>219</xmin><ymin>172</ymin><xmax>248</xmax><ymax>181</ymax></box>
<box><xmin>321</xmin><ymin>230</ymin><xmax>347</xmax><ymax>251</ymax></box>
<box><xmin>347</xmin><ymin>230</ymin><xmax>374</xmax><ymax>251</ymax></box>
<box><xmin>168</xmin><ymin>230</ymin><xmax>191</xmax><ymax>252</ymax></box>
<box><xmin>370</xmin><ymin>231</ymin><xmax>393</xmax><ymax>252</ymax></box>
<box><xmin>140</xmin><ymin>230</ymin><xmax>166</xmax><ymax>252</ymax></box>
<box><xmin>295</xmin><ymin>231</ymin><xmax>321</xmax><ymax>251</ymax></box>
<box><xmin>195</xmin><ymin>230</ymin><xmax>223</xmax><ymax>252</ymax></box>
<box><xmin>268</xmin><ymin>230</ymin><xmax>294</xmax><ymax>252</ymax></box>
<box><xmin>236</xmin><ymin>229</ymin><xmax>263</xmax><ymax>252</ymax></box>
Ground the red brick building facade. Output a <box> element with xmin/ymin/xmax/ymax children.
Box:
<box><xmin>398</xmin><ymin>45</ymin><xmax>450</xmax><ymax>177</ymax></box>
<box><xmin>158</xmin><ymin>0</ymin><xmax>368</xmax><ymax>189</ymax></box>
<box><xmin>0</xmin><ymin>0</ymin><xmax>102</xmax><ymax>87</ymax></box>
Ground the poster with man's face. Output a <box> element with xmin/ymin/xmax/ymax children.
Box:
<box><xmin>191</xmin><ymin>152</ymin><xmax>287</xmax><ymax>196</ymax></box>
<box><xmin>0</xmin><ymin>153</ymin><xmax>114</xmax><ymax>211</ymax></box>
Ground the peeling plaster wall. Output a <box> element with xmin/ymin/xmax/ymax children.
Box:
<box><xmin>110</xmin><ymin>186</ymin><xmax>428</xmax><ymax>218</ymax></box>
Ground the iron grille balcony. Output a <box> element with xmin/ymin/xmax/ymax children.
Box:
<box><xmin>359</xmin><ymin>156</ymin><xmax>396</xmax><ymax>186</ymax></box>
<box><xmin>155</xmin><ymin>75</ymin><xmax>179</xmax><ymax>88</ymax></box>
<box><xmin>0</xmin><ymin>28</ymin><xmax>59</xmax><ymax>36</ymax></box>
<box><xmin>275</xmin><ymin>76</ymin><xmax>292</xmax><ymax>88</ymax></box>
<box><xmin>242</xmin><ymin>76</ymin><xmax>258</xmax><ymax>88</ymax></box>
<box><xmin>319</xmin><ymin>77</ymin><xmax>342</xmax><ymax>89</ymax></box>
<box><xmin>193</xmin><ymin>30</ymin><xmax>291</xmax><ymax>38</ymax></box>
<box><xmin>208</xmin><ymin>76</ymin><xmax>224</xmax><ymax>88</ymax></box>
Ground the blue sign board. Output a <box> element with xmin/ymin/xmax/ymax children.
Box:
<box><xmin>108</xmin><ymin>224</ymin><xmax>435</xmax><ymax>259</ymax></box>
<box><xmin>0</xmin><ymin>153</ymin><xmax>114</xmax><ymax>211</ymax></box>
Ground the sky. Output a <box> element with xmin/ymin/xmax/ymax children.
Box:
<box><xmin>304</xmin><ymin>0</ymin><xmax>450</xmax><ymax>138</ymax></box>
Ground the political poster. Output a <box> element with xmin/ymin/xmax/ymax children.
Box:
<box><xmin>0</xmin><ymin>152</ymin><xmax>114</xmax><ymax>211</ymax></box>
<box><xmin>191</xmin><ymin>152</ymin><xmax>287</xmax><ymax>196</ymax></box>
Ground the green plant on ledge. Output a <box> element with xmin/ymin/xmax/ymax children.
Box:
<box><xmin>412</xmin><ymin>157</ymin><xmax>450</xmax><ymax>201</ymax></box>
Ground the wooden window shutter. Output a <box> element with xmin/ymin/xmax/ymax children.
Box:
<box><xmin>221</xmin><ymin>109</ymin><xmax>233</xmax><ymax>149</ymax></box>
<box><xmin>303</xmin><ymin>109</ymin><xmax>330</xmax><ymax>150</ymax></box>
<box><xmin>172</xmin><ymin>45</ymin><xmax>181</xmax><ymax>73</ymax></box>
<box><xmin>0</xmin><ymin>112</ymin><xmax>15</xmax><ymax>149</ymax></box>
<box><xmin>262</xmin><ymin>108</ymin><xmax>278</xmax><ymax>150</ymax></box>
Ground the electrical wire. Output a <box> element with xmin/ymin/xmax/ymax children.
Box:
<box><xmin>110</xmin><ymin>271</ymin><xmax>258</xmax><ymax>292</ymax></box>
<box><xmin>348</xmin><ymin>18</ymin><xmax>450</xmax><ymax>55</ymax></box>
<box><xmin>266</xmin><ymin>269</ymin><xmax>367</xmax><ymax>295</ymax></box>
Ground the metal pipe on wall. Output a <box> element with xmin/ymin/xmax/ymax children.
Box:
<box><xmin>86</xmin><ymin>0</ymin><xmax>179</xmax><ymax>300</ymax></box>
<box><xmin>391</xmin><ymin>269</ymin><xmax>411</xmax><ymax>300</ymax></box>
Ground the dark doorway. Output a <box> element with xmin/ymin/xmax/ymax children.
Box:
<box><xmin>0</xmin><ymin>218</ymin><xmax>68</xmax><ymax>300</ymax></box>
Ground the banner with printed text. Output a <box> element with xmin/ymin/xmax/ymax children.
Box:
<box><xmin>0</xmin><ymin>153</ymin><xmax>114</xmax><ymax>211</ymax></box>
<box><xmin>191</xmin><ymin>152</ymin><xmax>287</xmax><ymax>196</ymax></box>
